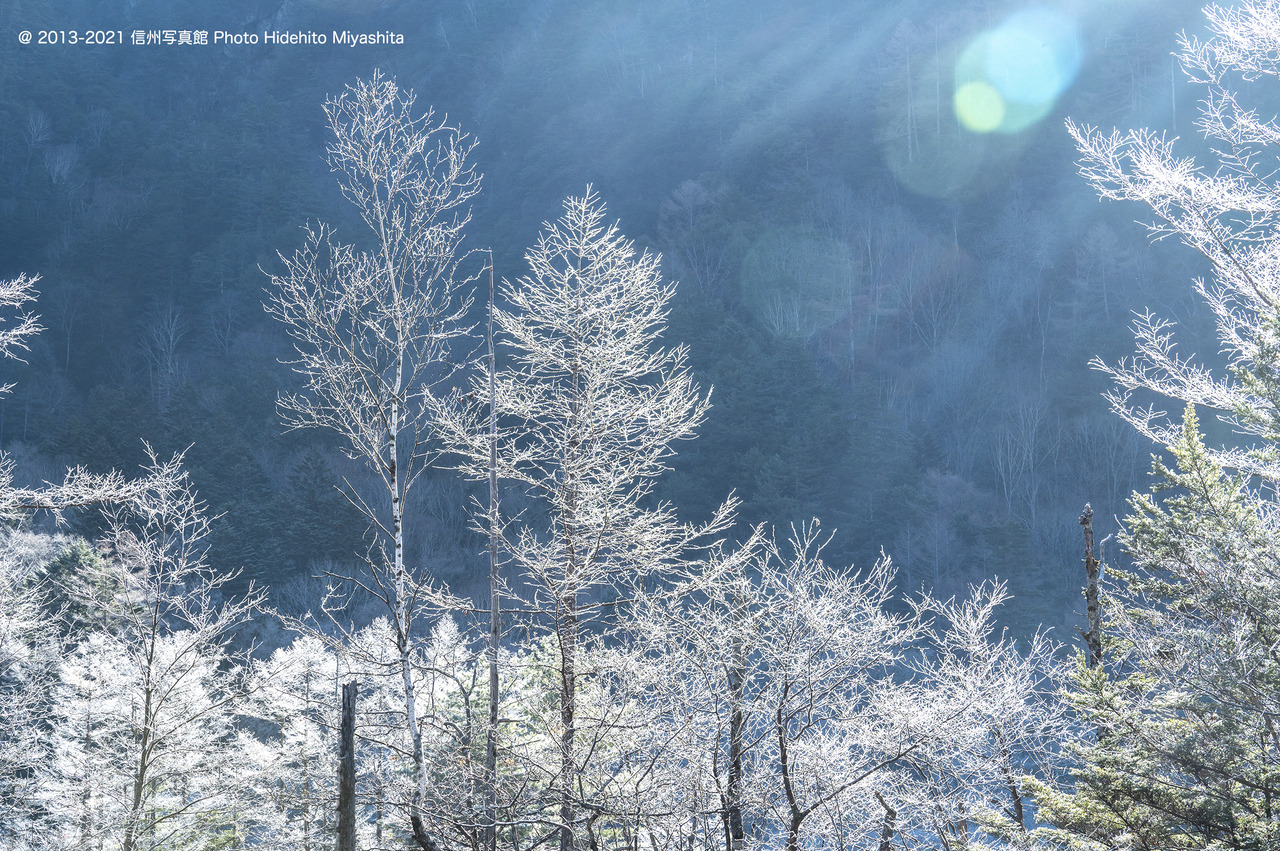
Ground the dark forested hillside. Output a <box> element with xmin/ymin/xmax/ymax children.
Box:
<box><xmin>1</xmin><ymin>0</ymin><xmax>1210</xmax><ymax>631</ymax></box>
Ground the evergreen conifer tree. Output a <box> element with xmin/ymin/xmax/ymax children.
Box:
<box><xmin>1034</xmin><ymin>3</ymin><xmax>1280</xmax><ymax>847</ymax></box>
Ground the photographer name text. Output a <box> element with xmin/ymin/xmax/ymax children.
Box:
<box><xmin>229</xmin><ymin>30</ymin><xmax>405</xmax><ymax>45</ymax></box>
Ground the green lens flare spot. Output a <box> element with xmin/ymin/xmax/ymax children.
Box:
<box><xmin>955</xmin><ymin>82</ymin><xmax>1006</xmax><ymax>133</ymax></box>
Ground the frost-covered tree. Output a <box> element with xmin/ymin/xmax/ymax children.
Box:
<box><xmin>0</xmin><ymin>277</ymin><xmax>197</xmax><ymax>847</ymax></box>
<box><xmin>50</xmin><ymin>631</ymin><xmax>234</xmax><ymax>851</ymax></box>
<box><xmin>1034</xmin><ymin>2</ymin><xmax>1280</xmax><ymax>847</ymax></box>
<box><xmin>0</xmin><ymin>533</ymin><xmax>68</xmax><ymax>846</ymax></box>
<box><xmin>46</xmin><ymin>456</ymin><xmax>262</xmax><ymax>851</ymax></box>
<box><xmin>240</xmin><ymin>634</ymin><xmax>339</xmax><ymax>851</ymax></box>
<box><xmin>314</xmin><ymin>615</ymin><xmax>493</xmax><ymax>851</ymax></box>
<box><xmin>439</xmin><ymin>189</ymin><xmax>737</xmax><ymax>851</ymax></box>
<box><xmin>265</xmin><ymin>71</ymin><xmax>480</xmax><ymax>851</ymax></box>
<box><xmin>742</xmin><ymin>525</ymin><xmax>948</xmax><ymax>851</ymax></box>
<box><xmin>633</xmin><ymin>529</ymin><xmax>1072</xmax><ymax>851</ymax></box>
<box><xmin>627</xmin><ymin>537</ymin><xmax>765</xmax><ymax>851</ymax></box>
<box><xmin>0</xmin><ymin>274</ymin><xmax>41</xmax><ymax>393</ymax></box>
<box><xmin>911</xmin><ymin>583</ymin><xmax>1071</xmax><ymax>850</ymax></box>
<box><xmin>241</xmin><ymin>621</ymin><xmax>485</xmax><ymax>851</ymax></box>
<box><xmin>340</xmin><ymin>617</ymin><xmax>410</xmax><ymax>849</ymax></box>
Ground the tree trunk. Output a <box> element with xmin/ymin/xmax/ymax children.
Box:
<box><xmin>993</xmin><ymin>726</ymin><xmax>1026</xmax><ymax>834</ymax></box>
<box><xmin>391</xmin><ymin>394</ymin><xmax>441</xmax><ymax>851</ymax></box>
<box><xmin>559</xmin><ymin>598</ymin><xmax>577</xmax><ymax>851</ymax></box>
<box><xmin>559</xmin><ymin>377</ymin><xmax>581</xmax><ymax>851</ymax></box>
<box><xmin>122</xmin><ymin>679</ymin><xmax>154</xmax><ymax>851</ymax></box>
<box><xmin>778</xmin><ymin>689</ymin><xmax>804</xmax><ymax>851</ymax></box>
<box><xmin>786</xmin><ymin>813</ymin><xmax>803</xmax><ymax>851</ymax></box>
<box><xmin>485</xmin><ymin>257</ymin><xmax>501</xmax><ymax>851</ymax></box>
<box><xmin>874</xmin><ymin>791</ymin><xmax>896</xmax><ymax>851</ymax></box>
<box><xmin>402</xmin><ymin>601</ymin><xmax>440</xmax><ymax>851</ymax></box>
<box><xmin>337</xmin><ymin>680</ymin><xmax>358</xmax><ymax>851</ymax></box>
<box><xmin>725</xmin><ymin>588</ymin><xmax>746</xmax><ymax>851</ymax></box>
<box><xmin>1079</xmin><ymin>503</ymin><xmax>1103</xmax><ymax>669</ymax></box>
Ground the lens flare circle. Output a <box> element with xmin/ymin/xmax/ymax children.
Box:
<box><xmin>954</xmin><ymin>8</ymin><xmax>1081</xmax><ymax>134</ymax></box>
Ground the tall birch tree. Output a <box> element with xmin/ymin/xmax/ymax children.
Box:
<box><xmin>265</xmin><ymin>71</ymin><xmax>480</xmax><ymax>851</ymax></box>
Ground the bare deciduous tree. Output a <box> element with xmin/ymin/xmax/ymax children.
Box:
<box><xmin>140</xmin><ymin>304</ymin><xmax>188</xmax><ymax>411</ymax></box>
<box><xmin>264</xmin><ymin>71</ymin><xmax>481</xmax><ymax>851</ymax></box>
<box><xmin>627</xmin><ymin>536</ymin><xmax>764</xmax><ymax>851</ymax></box>
<box><xmin>1069</xmin><ymin>1</ymin><xmax>1280</xmax><ymax>468</ymax></box>
<box><xmin>909</xmin><ymin>581</ymin><xmax>1072</xmax><ymax>848</ymax></box>
<box><xmin>0</xmin><ymin>274</ymin><xmax>43</xmax><ymax>395</ymax></box>
<box><xmin>0</xmin><ymin>276</ymin><xmax>248</xmax><ymax>847</ymax></box>
<box><xmin>49</xmin><ymin>453</ymin><xmax>263</xmax><ymax>851</ymax></box>
<box><xmin>440</xmin><ymin>189</ymin><xmax>737</xmax><ymax>851</ymax></box>
<box><xmin>745</xmin><ymin>525</ymin><xmax>945</xmax><ymax>851</ymax></box>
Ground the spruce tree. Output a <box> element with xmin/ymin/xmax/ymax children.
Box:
<box><xmin>1034</xmin><ymin>2</ymin><xmax>1280</xmax><ymax>847</ymax></box>
<box><xmin>1034</xmin><ymin>409</ymin><xmax>1280</xmax><ymax>850</ymax></box>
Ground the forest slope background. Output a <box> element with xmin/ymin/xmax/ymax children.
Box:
<box><xmin>0</xmin><ymin>0</ymin><xmax>1216</xmax><ymax>634</ymax></box>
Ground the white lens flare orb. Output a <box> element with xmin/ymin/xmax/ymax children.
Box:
<box><xmin>955</xmin><ymin>8</ymin><xmax>1082</xmax><ymax>134</ymax></box>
